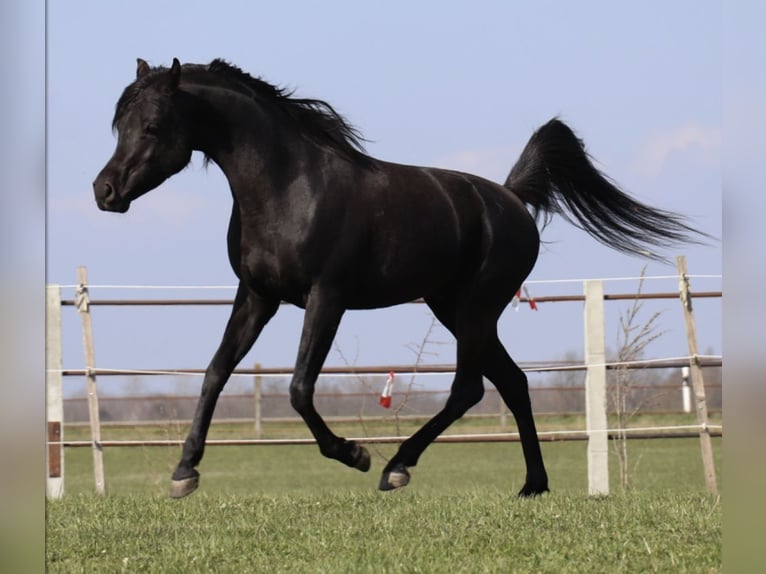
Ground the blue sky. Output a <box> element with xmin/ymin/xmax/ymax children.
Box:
<box><xmin>46</xmin><ymin>1</ymin><xmax>723</xmax><ymax>396</ymax></box>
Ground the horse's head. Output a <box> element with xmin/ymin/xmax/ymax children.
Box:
<box><xmin>93</xmin><ymin>58</ymin><xmax>193</xmax><ymax>213</ymax></box>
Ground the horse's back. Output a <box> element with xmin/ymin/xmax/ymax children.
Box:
<box><xmin>329</xmin><ymin>161</ymin><xmax>540</xmax><ymax>307</ymax></box>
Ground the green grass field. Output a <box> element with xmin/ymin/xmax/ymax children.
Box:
<box><xmin>47</xmin><ymin>418</ymin><xmax>721</xmax><ymax>572</ymax></box>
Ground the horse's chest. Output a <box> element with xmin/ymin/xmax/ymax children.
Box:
<box><xmin>233</xmin><ymin>231</ymin><xmax>310</xmax><ymax>303</ymax></box>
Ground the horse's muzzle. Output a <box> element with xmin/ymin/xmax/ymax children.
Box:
<box><xmin>93</xmin><ymin>176</ymin><xmax>130</xmax><ymax>213</ymax></box>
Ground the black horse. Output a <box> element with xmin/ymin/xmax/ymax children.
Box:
<box><xmin>94</xmin><ymin>58</ymin><xmax>700</xmax><ymax>498</ymax></box>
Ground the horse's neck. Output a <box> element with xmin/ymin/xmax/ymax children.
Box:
<box><xmin>188</xmin><ymin>86</ymin><xmax>300</xmax><ymax>198</ymax></box>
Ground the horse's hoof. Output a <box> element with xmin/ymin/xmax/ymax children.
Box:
<box><xmin>517</xmin><ymin>482</ymin><xmax>549</xmax><ymax>498</ymax></box>
<box><xmin>169</xmin><ymin>475</ymin><xmax>199</xmax><ymax>499</ymax></box>
<box><xmin>352</xmin><ymin>443</ymin><xmax>371</xmax><ymax>472</ymax></box>
<box><xmin>378</xmin><ymin>465</ymin><xmax>410</xmax><ymax>491</ymax></box>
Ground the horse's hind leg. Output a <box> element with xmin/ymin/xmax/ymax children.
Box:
<box><xmin>170</xmin><ymin>284</ymin><xmax>279</xmax><ymax>498</ymax></box>
<box><xmin>390</xmin><ymin>296</ymin><xmax>548</xmax><ymax>496</ymax></box>
<box><xmin>484</xmin><ymin>338</ymin><xmax>549</xmax><ymax>497</ymax></box>
<box><xmin>289</xmin><ymin>287</ymin><xmax>371</xmax><ymax>473</ymax></box>
<box><xmin>379</xmin><ymin>299</ymin><xmax>490</xmax><ymax>490</ymax></box>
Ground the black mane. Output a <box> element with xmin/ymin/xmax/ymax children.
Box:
<box><xmin>114</xmin><ymin>59</ymin><xmax>375</xmax><ymax>167</ymax></box>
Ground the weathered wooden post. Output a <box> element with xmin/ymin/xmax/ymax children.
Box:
<box><xmin>584</xmin><ymin>279</ymin><xmax>609</xmax><ymax>495</ymax></box>
<box><xmin>75</xmin><ymin>267</ymin><xmax>106</xmax><ymax>495</ymax></box>
<box><xmin>46</xmin><ymin>284</ymin><xmax>64</xmax><ymax>499</ymax></box>
<box><xmin>676</xmin><ymin>256</ymin><xmax>718</xmax><ymax>495</ymax></box>
<box><xmin>253</xmin><ymin>362</ymin><xmax>262</xmax><ymax>438</ymax></box>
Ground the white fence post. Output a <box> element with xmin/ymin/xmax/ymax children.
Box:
<box><xmin>681</xmin><ymin>366</ymin><xmax>692</xmax><ymax>413</ymax></box>
<box><xmin>584</xmin><ymin>280</ymin><xmax>609</xmax><ymax>496</ymax></box>
<box><xmin>46</xmin><ymin>284</ymin><xmax>64</xmax><ymax>499</ymax></box>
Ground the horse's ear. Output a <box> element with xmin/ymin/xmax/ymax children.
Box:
<box><xmin>169</xmin><ymin>57</ymin><xmax>181</xmax><ymax>90</ymax></box>
<box><xmin>136</xmin><ymin>58</ymin><xmax>150</xmax><ymax>79</ymax></box>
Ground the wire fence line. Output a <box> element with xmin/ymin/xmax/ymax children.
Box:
<box><xmin>55</xmin><ymin>273</ymin><xmax>723</xmax><ymax>291</ymax></box>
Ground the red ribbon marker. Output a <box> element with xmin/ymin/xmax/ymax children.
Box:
<box><xmin>380</xmin><ymin>371</ymin><xmax>395</xmax><ymax>408</ymax></box>
<box><xmin>523</xmin><ymin>285</ymin><xmax>538</xmax><ymax>311</ymax></box>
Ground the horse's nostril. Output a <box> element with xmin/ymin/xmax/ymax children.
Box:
<box><xmin>94</xmin><ymin>178</ymin><xmax>116</xmax><ymax>203</ymax></box>
<box><xmin>103</xmin><ymin>181</ymin><xmax>116</xmax><ymax>202</ymax></box>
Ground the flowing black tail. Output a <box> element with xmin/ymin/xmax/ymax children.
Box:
<box><xmin>505</xmin><ymin>118</ymin><xmax>704</xmax><ymax>259</ymax></box>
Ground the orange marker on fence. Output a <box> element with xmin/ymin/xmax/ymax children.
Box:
<box><xmin>380</xmin><ymin>371</ymin><xmax>395</xmax><ymax>408</ymax></box>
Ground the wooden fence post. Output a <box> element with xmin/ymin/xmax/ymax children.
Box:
<box><xmin>584</xmin><ymin>280</ymin><xmax>609</xmax><ymax>496</ymax></box>
<box><xmin>676</xmin><ymin>256</ymin><xmax>718</xmax><ymax>495</ymax></box>
<box><xmin>254</xmin><ymin>362</ymin><xmax>262</xmax><ymax>438</ymax></box>
<box><xmin>46</xmin><ymin>284</ymin><xmax>64</xmax><ymax>499</ymax></box>
<box><xmin>76</xmin><ymin>267</ymin><xmax>106</xmax><ymax>495</ymax></box>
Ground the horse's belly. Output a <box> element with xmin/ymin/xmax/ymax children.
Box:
<box><xmin>343</xmin><ymin>243</ymin><xmax>461</xmax><ymax>309</ymax></box>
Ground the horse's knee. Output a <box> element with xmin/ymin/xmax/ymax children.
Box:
<box><xmin>446</xmin><ymin>381</ymin><xmax>485</xmax><ymax>414</ymax></box>
<box><xmin>465</xmin><ymin>382</ymin><xmax>485</xmax><ymax>407</ymax></box>
<box><xmin>289</xmin><ymin>381</ymin><xmax>312</xmax><ymax>414</ymax></box>
<box><xmin>495</xmin><ymin>365</ymin><xmax>531</xmax><ymax>406</ymax></box>
<box><xmin>516</xmin><ymin>370</ymin><xmax>529</xmax><ymax>392</ymax></box>
<box><xmin>501</xmin><ymin>362</ymin><xmax>528</xmax><ymax>391</ymax></box>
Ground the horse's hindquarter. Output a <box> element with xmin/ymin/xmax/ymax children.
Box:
<box><xmin>420</xmin><ymin>166</ymin><xmax>540</xmax><ymax>291</ymax></box>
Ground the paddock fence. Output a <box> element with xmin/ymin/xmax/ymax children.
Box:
<box><xmin>45</xmin><ymin>256</ymin><xmax>722</xmax><ymax>498</ymax></box>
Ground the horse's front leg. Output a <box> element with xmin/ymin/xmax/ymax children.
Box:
<box><xmin>169</xmin><ymin>285</ymin><xmax>279</xmax><ymax>498</ymax></box>
<box><xmin>289</xmin><ymin>288</ymin><xmax>371</xmax><ymax>473</ymax></box>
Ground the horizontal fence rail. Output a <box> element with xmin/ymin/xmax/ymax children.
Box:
<box><xmin>53</xmin><ymin>427</ymin><xmax>723</xmax><ymax>448</ymax></box>
<box><xmin>55</xmin><ymin>356</ymin><xmax>721</xmax><ymax>378</ymax></box>
<box><xmin>59</xmin><ymin>290</ymin><xmax>722</xmax><ymax>307</ymax></box>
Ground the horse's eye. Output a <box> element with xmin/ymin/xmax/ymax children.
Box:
<box><xmin>144</xmin><ymin>123</ymin><xmax>160</xmax><ymax>136</ymax></box>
